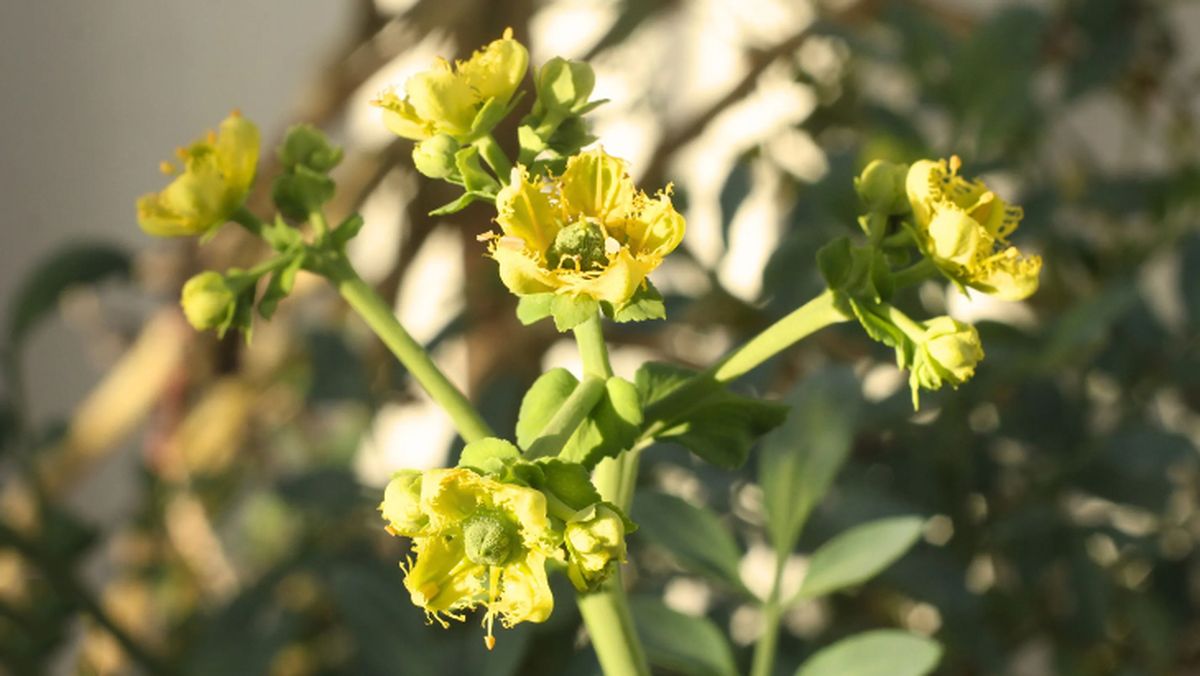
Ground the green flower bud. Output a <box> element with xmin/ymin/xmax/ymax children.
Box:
<box><xmin>536</xmin><ymin>57</ymin><xmax>596</xmax><ymax>115</ymax></box>
<box><xmin>380</xmin><ymin>469</ymin><xmax>427</xmax><ymax>536</ymax></box>
<box><xmin>412</xmin><ymin>133</ymin><xmax>461</xmax><ymax>180</ymax></box>
<box><xmin>180</xmin><ymin>271</ymin><xmax>236</xmax><ymax>331</ymax></box>
<box><xmin>854</xmin><ymin>159</ymin><xmax>910</xmax><ymax>215</ymax></box>
<box><xmin>910</xmin><ymin>316</ymin><xmax>984</xmax><ymax>406</ymax></box>
<box><xmin>564</xmin><ymin>503</ymin><xmax>627</xmax><ymax>591</ymax></box>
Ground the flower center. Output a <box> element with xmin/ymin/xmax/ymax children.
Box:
<box><xmin>462</xmin><ymin>512</ymin><xmax>517</xmax><ymax>566</ymax></box>
<box><xmin>547</xmin><ymin>220</ymin><xmax>609</xmax><ymax>271</ymax></box>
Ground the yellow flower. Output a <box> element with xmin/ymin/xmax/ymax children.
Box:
<box><xmin>372</xmin><ymin>29</ymin><xmax>528</xmax><ymax>142</ymax></box>
<box><xmin>137</xmin><ymin>112</ymin><xmax>259</xmax><ymax>237</ymax></box>
<box><xmin>486</xmin><ymin>148</ymin><xmax>685</xmax><ymax>307</ymax></box>
<box><xmin>905</xmin><ymin>156</ymin><xmax>1041</xmax><ymax>300</ymax></box>
<box><xmin>381</xmin><ymin>467</ymin><xmax>558</xmax><ymax>649</ymax></box>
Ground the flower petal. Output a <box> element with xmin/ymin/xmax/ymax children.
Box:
<box><xmin>495</xmin><ymin>167</ymin><xmax>561</xmax><ymax>250</ymax></box>
<box><xmin>559</xmin><ymin>149</ymin><xmax>636</xmax><ymax>221</ymax></box>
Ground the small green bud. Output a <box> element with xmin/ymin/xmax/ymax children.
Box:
<box><xmin>855</xmin><ymin>159</ymin><xmax>910</xmax><ymax>215</ymax></box>
<box><xmin>278</xmin><ymin>124</ymin><xmax>344</xmax><ymax>173</ymax></box>
<box><xmin>909</xmin><ymin>316</ymin><xmax>984</xmax><ymax>407</ymax></box>
<box><xmin>180</xmin><ymin>271</ymin><xmax>236</xmax><ymax>331</ymax></box>
<box><xmin>546</xmin><ymin>220</ymin><xmax>610</xmax><ymax>271</ymax></box>
<box><xmin>412</xmin><ymin>134</ymin><xmax>461</xmax><ymax>180</ymax></box>
<box><xmin>564</xmin><ymin>503</ymin><xmax>627</xmax><ymax>591</ymax></box>
<box><xmin>462</xmin><ymin>511</ymin><xmax>518</xmax><ymax>566</ymax></box>
<box><xmin>536</xmin><ymin>57</ymin><xmax>596</xmax><ymax>115</ymax></box>
<box><xmin>380</xmin><ymin>469</ymin><xmax>427</xmax><ymax>536</ymax></box>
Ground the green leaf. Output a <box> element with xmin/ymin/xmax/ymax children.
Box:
<box><xmin>796</xmin><ymin>516</ymin><xmax>925</xmax><ymax>601</ymax></box>
<box><xmin>6</xmin><ymin>243</ymin><xmax>131</xmax><ymax>348</ymax></box>
<box><xmin>551</xmin><ymin>294</ymin><xmax>599</xmax><ymax>332</ymax></box>
<box><xmin>634</xmin><ymin>362</ymin><xmax>787</xmax><ymax>468</ymax></box>
<box><xmin>817</xmin><ymin>237</ymin><xmax>854</xmax><ymax>290</ymax></box>
<box><xmin>632</xmin><ymin>491</ymin><xmax>745</xmax><ymax>591</ymax></box>
<box><xmin>635</xmin><ymin>361</ymin><xmax>693</xmax><ymax>407</ymax></box>
<box><xmin>330</xmin><ymin>214</ymin><xmax>365</xmax><ymax>251</ymax></box>
<box><xmin>760</xmin><ymin>368</ymin><xmax>860</xmax><ymax>559</ymax></box>
<box><xmin>516</xmin><ymin>293</ymin><xmax>556</xmax><ymax>325</ymax></box>
<box><xmin>458</xmin><ymin>437</ymin><xmax>521</xmax><ymax>475</ymax></box>
<box><xmin>455</xmin><ymin>146</ymin><xmax>500</xmax><ymax>195</ymax></box>
<box><xmin>796</xmin><ymin>630</ymin><xmax>942</xmax><ymax>676</ymax></box>
<box><xmin>559</xmin><ymin>377</ymin><xmax>643</xmax><ymax>468</ymax></box>
<box><xmin>515</xmin><ymin>368</ymin><xmax>580</xmax><ymax>450</ymax></box>
<box><xmin>258</xmin><ymin>254</ymin><xmax>304</xmax><ymax>320</ymax></box>
<box><xmin>272</xmin><ymin>165</ymin><xmax>335</xmax><ymax>220</ymax></box>
<box><xmin>662</xmin><ymin>394</ymin><xmax>788</xmax><ymax>469</ymax></box>
<box><xmin>429</xmin><ymin>192</ymin><xmax>478</xmax><ymax>216</ymax></box>
<box><xmin>262</xmin><ymin>215</ymin><xmax>304</xmax><ymax>252</ymax></box>
<box><xmin>532</xmin><ymin>458</ymin><xmax>601</xmax><ymax>511</ymax></box>
<box><xmin>629</xmin><ymin>597</ymin><xmax>737</xmax><ymax>676</ymax></box>
<box><xmin>606</xmin><ymin>280</ymin><xmax>666</xmax><ymax>323</ymax></box>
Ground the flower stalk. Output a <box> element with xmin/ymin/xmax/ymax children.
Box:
<box><xmin>321</xmin><ymin>255</ymin><xmax>493</xmax><ymax>443</ymax></box>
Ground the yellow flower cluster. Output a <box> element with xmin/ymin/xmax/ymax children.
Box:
<box><xmin>137</xmin><ymin>112</ymin><xmax>259</xmax><ymax>237</ymax></box>
<box><xmin>485</xmin><ymin>149</ymin><xmax>685</xmax><ymax>308</ymax></box>
<box><xmin>380</xmin><ymin>465</ymin><xmax>625</xmax><ymax>648</ymax></box>
<box><xmin>905</xmin><ymin>156</ymin><xmax>1042</xmax><ymax>300</ymax></box>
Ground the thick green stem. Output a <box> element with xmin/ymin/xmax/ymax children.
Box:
<box><xmin>525</xmin><ymin>375</ymin><xmax>606</xmax><ymax>459</ymax></box>
<box><xmin>322</xmin><ymin>256</ymin><xmax>493</xmax><ymax>443</ymax></box>
<box><xmin>475</xmin><ymin>135</ymin><xmax>514</xmax><ymax>183</ymax></box>
<box><xmin>642</xmin><ymin>289</ymin><xmax>849</xmax><ymax>437</ymax></box>
<box><xmin>572</xmin><ymin>314</ymin><xmax>650</xmax><ymax>676</ymax></box>
<box><xmin>578</xmin><ymin>578</ymin><xmax>649</xmax><ymax>676</ymax></box>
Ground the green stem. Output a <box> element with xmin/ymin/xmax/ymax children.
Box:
<box><xmin>525</xmin><ymin>375</ymin><xmax>606</xmax><ymax>459</ymax></box>
<box><xmin>578</xmin><ymin>579</ymin><xmax>649</xmax><ymax>676</ymax></box>
<box><xmin>572</xmin><ymin>315</ymin><xmax>650</xmax><ymax>676</ymax></box>
<box><xmin>310</xmin><ymin>209</ymin><xmax>330</xmax><ymax>243</ymax></box>
<box><xmin>475</xmin><ymin>135</ymin><xmax>514</xmax><ymax>183</ymax></box>
<box><xmin>882</xmin><ymin>303</ymin><xmax>927</xmax><ymax>342</ymax></box>
<box><xmin>321</xmin><ymin>255</ymin><xmax>493</xmax><ymax>443</ymax></box>
<box><xmin>0</xmin><ymin>522</ymin><xmax>177</xmax><ymax>676</ymax></box>
<box><xmin>891</xmin><ymin>258</ymin><xmax>938</xmax><ymax>289</ymax></box>
<box><xmin>642</xmin><ymin>289</ymin><xmax>849</xmax><ymax>437</ymax></box>
<box><xmin>749</xmin><ymin>554</ymin><xmax>788</xmax><ymax>676</ymax></box>
<box><xmin>230</xmin><ymin>205</ymin><xmax>263</xmax><ymax>238</ymax></box>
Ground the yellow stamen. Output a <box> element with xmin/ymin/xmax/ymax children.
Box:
<box><xmin>159</xmin><ymin>161</ymin><xmax>176</xmax><ymax>176</ymax></box>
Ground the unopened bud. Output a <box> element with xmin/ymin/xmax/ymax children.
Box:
<box><xmin>180</xmin><ymin>271</ymin><xmax>235</xmax><ymax>331</ymax></box>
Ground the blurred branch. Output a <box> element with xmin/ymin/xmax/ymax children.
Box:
<box><xmin>0</xmin><ymin>522</ymin><xmax>176</xmax><ymax>676</ymax></box>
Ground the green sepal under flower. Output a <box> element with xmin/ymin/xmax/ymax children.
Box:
<box><xmin>483</xmin><ymin>148</ymin><xmax>685</xmax><ymax>327</ymax></box>
<box><xmin>905</xmin><ymin>156</ymin><xmax>1041</xmax><ymax>300</ymax></box>
<box><xmin>137</xmin><ymin>112</ymin><xmax>259</xmax><ymax>237</ymax></box>
<box><xmin>372</xmin><ymin>29</ymin><xmax>528</xmax><ymax>143</ymax></box>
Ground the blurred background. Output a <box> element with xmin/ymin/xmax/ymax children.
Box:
<box><xmin>2</xmin><ymin>0</ymin><xmax>1199</xmax><ymax>674</ymax></box>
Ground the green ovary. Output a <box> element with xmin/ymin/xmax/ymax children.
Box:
<box><xmin>546</xmin><ymin>220</ymin><xmax>609</xmax><ymax>272</ymax></box>
<box><xmin>463</xmin><ymin>512</ymin><xmax>518</xmax><ymax>566</ymax></box>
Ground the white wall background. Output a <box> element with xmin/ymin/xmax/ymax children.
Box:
<box><xmin>0</xmin><ymin>1</ymin><xmax>354</xmax><ymax>423</ymax></box>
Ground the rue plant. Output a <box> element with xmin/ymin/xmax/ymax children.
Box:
<box><xmin>138</xmin><ymin>29</ymin><xmax>1042</xmax><ymax>676</ymax></box>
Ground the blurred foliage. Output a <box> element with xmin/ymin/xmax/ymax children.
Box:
<box><xmin>2</xmin><ymin>0</ymin><xmax>1199</xmax><ymax>675</ymax></box>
